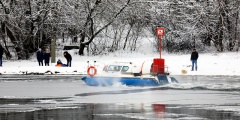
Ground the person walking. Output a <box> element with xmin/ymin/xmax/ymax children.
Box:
<box><xmin>44</xmin><ymin>48</ymin><xmax>51</xmax><ymax>66</ymax></box>
<box><xmin>36</xmin><ymin>48</ymin><xmax>44</xmax><ymax>66</ymax></box>
<box><xmin>0</xmin><ymin>45</ymin><xmax>3</xmax><ymax>67</ymax></box>
<box><xmin>63</xmin><ymin>51</ymin><xmax>72</xmax><ymax>67</ymax></box>
<box><xmin>190</xmin><ymin>48</ymin><xmax>199</xmax><ymax>71</ymax></box>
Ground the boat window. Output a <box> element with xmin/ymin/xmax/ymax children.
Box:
<box><xmin>117</xmin><ymin>66</ymin><xmax>122</xmax><ymax>71</ymax></box>
<box><xmin>121</xmin><ymin>66</ymin><xmax>129</xmax><ymax>72</ymax></box>
<box><xmin>103</xmin><ymin>65</ymin><xmax>108</xmax><ymax>71</ymax></box>
<box><xmin>108</xmin><ymin>65</ymin><xmax>122</xmax><ymax>71</ymax></box>
<box><xmin>107</xmin><ymin>65</ymin><xmax>114</xmax><ymax>71</ymax></box>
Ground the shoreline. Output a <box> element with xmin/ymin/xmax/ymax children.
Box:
<box><xmin>1</xmin><ymin>74</ymin><xmax>240</xmax><ymax>77</ymax></box>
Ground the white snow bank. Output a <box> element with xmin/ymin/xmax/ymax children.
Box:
<box><xmin>1</xmin><ymin>52</ymin><xmax>240</xmax><ymax>76</ymax></box>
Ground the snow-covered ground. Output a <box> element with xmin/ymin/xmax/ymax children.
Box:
<box><xmin>1</xmin><ymin>37</ymin><xmax>240</xmax><ymax>75</ymax></box>
<box><xmin>1</xmin><ymin>49</ymin><xmax>240</xmax><ymax>76</ymax></box>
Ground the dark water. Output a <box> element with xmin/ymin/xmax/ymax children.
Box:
<box><xmin>0</xmin><ymin>75</ymin><xmax>240</xmax><ymax>120</ymax></box>
<box><xmin>0</xmin><ymin>102</ymin><xmax>239</xmax><ymax>120</ymax></box>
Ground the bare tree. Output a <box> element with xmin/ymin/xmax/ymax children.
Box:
<box><xmin>0</xmin><ymin>0</ymin><xmax>59</xmax><ymax>59</ymax></box>
<box><xmin>78</xmin><ymin>0</ymin><xmax>130</xmax><ymax>55</ymax></box>
<box><xmin>1</xmin><ymin>0</ymin><xmax>240</xmax><ymax>60</ymax></box>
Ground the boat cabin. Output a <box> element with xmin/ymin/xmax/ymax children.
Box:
<box><xmin>102</xmin><ymin>62</ymin><xmax>134</xmax><ymax>74</ymax></box>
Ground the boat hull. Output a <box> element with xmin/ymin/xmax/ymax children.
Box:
<box><xmin>81</xmin><ymin>75</ymin><xmax>177</xmax><ymax>86</ymax></box>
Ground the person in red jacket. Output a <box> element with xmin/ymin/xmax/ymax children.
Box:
<box><xmin>63</xmin><ymin>51</ymin><xmax>72</xmax><ymax>67</ymax></box>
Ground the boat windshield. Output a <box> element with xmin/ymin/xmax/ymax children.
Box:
<box><xmin>121</xmin><ymin>66</ymin><xmax>129</xmax><ymax>72</ymax></box>
<box><xmin>107</xmin><ymin>65</ymin><xmax>122</xmax><ymax>72</ymax></box>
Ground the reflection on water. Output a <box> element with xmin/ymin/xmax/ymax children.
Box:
<box><xmin>0</xmin><ymin>103</ymin><xmax>240</xmax><ymax>120</ymax></box>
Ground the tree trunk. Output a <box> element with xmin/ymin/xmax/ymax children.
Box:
<box><xmin>79</xmin><ymin>43</ymin><xmax>85</xmax><ymax>55</ymax></box>
<box><xmin>79</xmin><ymin>32</ymin><xmax>86</xmax><ymax>55</ymax></box>
<box><xmin>123</xmin><ymin>24</ymin><xmax>133</xmax><ymax>50</ymax></box>
<box><xmin>236</xmin><ymin>1</ymin><xmax>240</xmax><ymax>51</ymax></box>
<box><xmin>216</xmin><ymin>0</ymin><xmax>224</xmax><ymax>52</ymax></box>
<box><xmin>5</xmin><ymin>23</ymin><xmax>27</xmax><ymax>59</ymax></box>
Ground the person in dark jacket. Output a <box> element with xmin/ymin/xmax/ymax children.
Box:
<box><xmin>36</xmin><ymin>48</ymin><xmax>44</xmax><ymax>66</ymax></box>
<box><xmin>190</xmin><ymin>48</ymin><xmax>199</xmax><ymax>71</ymax></box>
<box><xmin>0</xmin><ymin>45</ymin><xmax>3</xmax><ymax>67</ymax></box>
<box><xmin>44</xmin><ymin>48</ymin><xmax>51</xmax><ymax>66</ymax></box>
<box><xmin>63</xmin><ymin>51</ymin><xmax>72</xmax><ymax>67</ymax></box>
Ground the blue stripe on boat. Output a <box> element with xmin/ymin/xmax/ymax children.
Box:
<box><xmin>81</xmin><ymin>75</ymin><xmax>172</xmax><ymax>87</ymax></box>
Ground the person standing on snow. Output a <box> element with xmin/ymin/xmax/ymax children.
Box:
<box><xmin>190</xmin><ymin>48</ymin><xmax>198</xmax><ymax>71</ymax></box>
<box><xmin>0</xmin><ymin>45</ymin><xmax>3</xmax><ymax>67</ymax></box>
<box><xmin>36</xmin><ymin>48</ymin><xmax>44</xmax><ymax>66</ymax></box>
<box><xmin>44</xmin><ymin>48</ymin><xmax>51</xmax><ymax>66</ymax></box>
<box><xmin>63</xmin><ymin>51</ymin><xmax>72</xmax><ymax>67</ymax></box>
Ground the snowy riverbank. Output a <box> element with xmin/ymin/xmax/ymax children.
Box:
<box><xmin>1</xmin><ymin>51</ymin><xmax>240</xmax><ymax>76</ymax></box>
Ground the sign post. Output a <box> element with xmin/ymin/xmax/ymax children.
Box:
<box><xmin>156</xmin><ymin>27</ymin><xmax>164</xmax><ymax>58</ymax></box>
<box><xmin>151</xmin><ymin>27</ymin><xmax>166</xmax><ymax>75</ymax></box>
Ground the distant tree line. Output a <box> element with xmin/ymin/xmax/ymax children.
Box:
<box><xmin>0</xmin><ymin>0</ymin><xmax>239</xmax><ymax>59</ymax></box>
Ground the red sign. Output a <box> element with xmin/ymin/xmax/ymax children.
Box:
<box><xmin>156</xmin><ymin>27</ymin><xmax>164</xmax><ymax>36</ymax></box>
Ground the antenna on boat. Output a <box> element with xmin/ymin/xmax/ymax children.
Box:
<box><xmin>94</xmin><ymin>61</ymin><xmax>96</xmax><ymax>66</ymax></box>
<box><xmin>87</xmin><ymin>61</ymin><xmax>89</xmax><ymax>67</ymax></box>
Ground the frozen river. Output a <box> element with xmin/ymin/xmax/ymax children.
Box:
<box><xmin>0</xmin><ymin>75</ymin><xmax>240</xmax><ymax>120</ymax></box>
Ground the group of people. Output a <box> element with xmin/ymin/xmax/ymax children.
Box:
<box><xmin>36</xmin><ymin>48</ymin><xmax>51</xmax><ymax>66</ymax></box>
<box><xmin>36</xmin><ymin>48</ymin><xmax>72</xmax><ymax>67</ymax></box>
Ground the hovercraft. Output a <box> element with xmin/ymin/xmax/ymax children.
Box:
<box><xmin>81</xmin><ymin>60</ymin><xmax>178</xmax><ymax>87</ymax></box>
